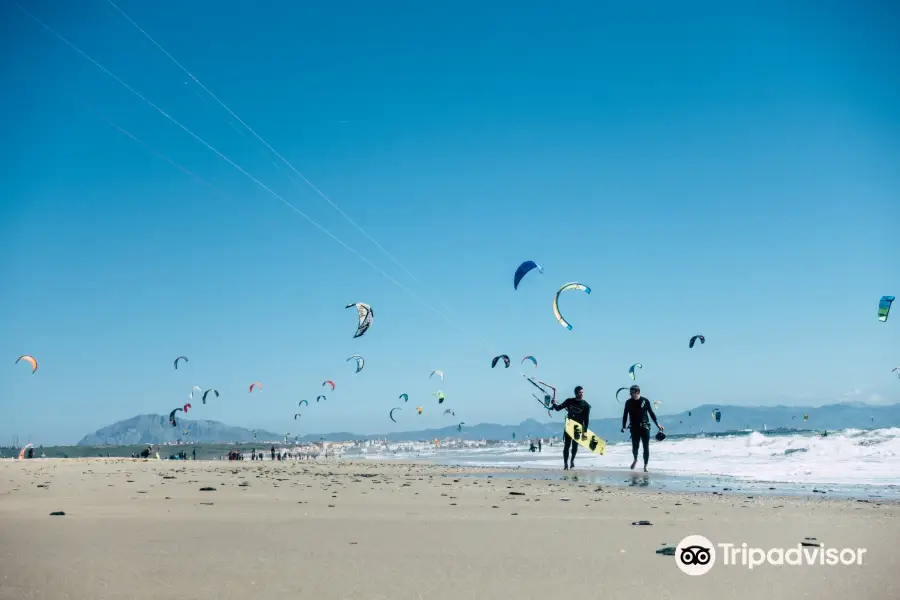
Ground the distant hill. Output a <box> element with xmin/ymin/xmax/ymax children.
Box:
<box><xmin>76</xmin><ymin>414</ymin><xmax>281</xmax><ymax>446</ymax></box>
<box><xmin>79</xmin><ymin>402</ymin><xmax>899</xmax><ymax>445</ymax></box>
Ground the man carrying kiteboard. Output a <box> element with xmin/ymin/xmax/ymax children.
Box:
<box><xmin>552</xmin><ymin>386</ymin><xmax>591</xmax><ymax>470</ymax></box>
<box><xmin>621</xmin><ymin>385</ymin><xmax>663</xmax><ymax>472</ymax></box>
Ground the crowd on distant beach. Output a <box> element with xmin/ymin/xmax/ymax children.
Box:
<box><xmin>226</xmin><ymin>446</ymin><xmax>322</xmax><ymax>461</ymax></box>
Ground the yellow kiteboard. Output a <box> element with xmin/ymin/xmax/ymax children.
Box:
<box><xmin>565</xmin><ymin>419</ymin><xmax>606</xmax><ymax>455</ymax></box>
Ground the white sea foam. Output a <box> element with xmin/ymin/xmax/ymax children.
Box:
<box><xmin>362</xmin><ymin>428</ymin><xmax>900</xmax><ymax>486</ymax></box>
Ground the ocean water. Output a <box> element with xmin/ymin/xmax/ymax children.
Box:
<box><xmin>358</xmin><ymin>428</ymin><xmax>900</xmax><ymax>499</ymax></box>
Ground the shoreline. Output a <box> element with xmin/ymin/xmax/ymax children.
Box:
<box><xmin>6</xmin><ymin>455</ymin><xmax>900</xmax><ymax>503</ymax></box>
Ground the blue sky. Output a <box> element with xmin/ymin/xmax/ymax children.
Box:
<box><xmin>1</xmin><ymin>0</ymin><xmax>897</xmax><ymax>444</ymax></box>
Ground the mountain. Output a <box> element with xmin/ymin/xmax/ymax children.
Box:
<box><xmin>79</xmin><ymin>402</ymin><xmax>900</xmax><ymax>445</ymax></box>
<box><xmin>76</xmin><ymin>414</ymin><xmax>280</xmax><ymax>446</ymax></box>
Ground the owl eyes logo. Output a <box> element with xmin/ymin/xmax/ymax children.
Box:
<box><xmin>680</xmin><ymin>545</ymin><xmax>712</xmax><ymax>565</ymax></box>
<box><xmin>675</xmin><ymin>535</ymin><xmax>716</xmax><ymax>575</ymax></box>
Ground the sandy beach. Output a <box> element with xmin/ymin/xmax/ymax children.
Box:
<box><xmin>1</xmin><ymin>459</ymin><xmax>898</xmax><ymax>600</ymax></box>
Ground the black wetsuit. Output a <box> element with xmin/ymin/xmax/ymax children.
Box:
<box><xmin>622</xmin><ymin>397</ymin><xmax>659</xmax><ymax>466</ymax></box>
<box><xmin>553</xmin><ymin>397</ymin><xmax>591</xmax><ymax>468</ymax></box>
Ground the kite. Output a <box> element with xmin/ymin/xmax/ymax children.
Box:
<box><xmin>15</xmin><ymin>355</ymin><xmax>37</xmax><ymax>373</ymax></box>
<box><xmin>316</xmin><ymin>395</ymin><xmax>327</xmax><ymax>403</ymax></box>
<box><xmin>513</xmin><ymin>260</ymin><xmax>543</xmax><ymax>290</ymax></box>
<box><xmin>189</xmin><ymin>385</ymin><xmax>202</xmax><ymax>401</ymax></box>
<box><xmin>416</xmin><ymin>406</ymin><xmax>423</xmax><ymax>415</ymax></box>
<box><xmin>322</xmin><ymin>380</ymin><xmax>335</xmax><ymax>391</ymax></box>
<box><xmin>553</xmin><ymin>282</ymin><xmax>591</xmax><ymax>330</ymax></box>
<box><xmin>430</xmin><ymin>370</ymin><xmax>444</xmax><ymax>380</ymax></box>
<box><xmin>653</xmin><ymin>400</ymin><xmax>661</xmax><ymax>410</ymax></box>
<box><xmin>457</xmin><ymin>422</ymin><xmax>465</xmax><ymax>432</ymax></box>
<box><xmin>433</xmin><ymin>390</ymin><xmax>445</xmax><ymax>404</ymax></box>
<box><xmin>712</xmin><ymin>408</ymin><xmax>721</xmax><ymax>422</ymax></box>
<box><xmin>174</xmin><ymin>356</ymin><xmax>188</xmax><ymax>370</ymax></box>
<box><xmin>299</xmin><ymin>400</ymin><xmax>308</xmax><ymax>407</ymax></box>
<box><xmin>346</xmin><ymin>302</ymin><xmax>374</xmax><ymax>338</ymax></box>
<box><xmin>183</xmin><ymin>403</ymin><xmax>191</xmax><ymax>413</ymax></box>
<box><xmin>629</xmin><ymin>363</ymin><xmax>642</xmax><ymax>380</ymax></box>
<box><xmin>347</xmin><ymin>354</ymin><xmax>365</xmax><ymax>373</ymax></box>
<box><xmin>389</xmin><ymin>407</ymin><xmax>402</xmax><ymax>423</ymax></box>
<box><xmin>169</xmin><ymin>408</ymin><xmax>183</xmax><ymax>427</ymax></box>
<box><xmin>689</xmin><ymin>335</ymin><xmax>705</xmax><ymax>348</ymax></box>
<box><xmin>492</xmin><ymin>355</ymin><xmax>510</xmax><ymax>369</ymax></box>
<box><xmin>443</xmin><ymin>408</ymin><xmax>455</xmax><ymax>417</ymax></box>
<box><xmin>878</xmin><ymin>296</ymin><xmax>894</xmax><ymax>322</ymax></box>
<box><xmin>249</xmin><ymin>382</ymin><xmax>263</xmax><ymax>393</ymax></box>
<box><xmin>294</xmin><ymin>413</ymin><xmax>301</xmax><ymax>420</ymax></box>
<box><xmin>521</xmin><ymin>355</ymin><xmax>538</xmax><ymax>368</ymax></box>
<box><xmin>399</xmin><ymin>393</ymin><xmax>409</xmax><ymax>402</ymax></box>
<box><xmin>202</xmin><ymin>389</ymin><xmax>219</xmax><ymax>404</ymax></box>
<box><xmin>616</xmin><ymin>387</ymin><xmax>629</xmax><ymax>403</ymax></box>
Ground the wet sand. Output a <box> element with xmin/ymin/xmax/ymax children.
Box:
<box><xmin>1</xmin><ymin>458</ymin><xmax>898</xmax><ymax>600</ymax></box>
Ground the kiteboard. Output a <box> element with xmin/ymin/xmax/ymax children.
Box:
<box><xmin>565</xmin><ymin>419</ymin><xmax>606</xmax><ymax>455</ymax></box>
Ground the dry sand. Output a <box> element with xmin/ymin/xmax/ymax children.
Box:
<box><xmin>1</xmin><ymin>458</ymin><xmax>898</xmax><ymax>600</ymax></box>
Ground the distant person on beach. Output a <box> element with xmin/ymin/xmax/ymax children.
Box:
<box><xmin>551</xmin><ymin>386</ymin><xmax>591</xmax><ymax>470</ymax></box>
<box><xmin>621</xmin><ymin>385</ymin><xmax>663</xmax><ymax>472</ymax></box>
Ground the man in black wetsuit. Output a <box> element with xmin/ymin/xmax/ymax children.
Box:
<box><xmin>552</xmin><ymin>386</ymin><xmax>591</xmax><ymax>470</ymax></box>
<box><xmin>621</xmin><ymin>385</ymin><xmax>663</xmax><ymax>472</ymax></box>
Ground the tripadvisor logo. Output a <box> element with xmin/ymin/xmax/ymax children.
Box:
<box><xmin>674</xmin><ymin>535</ymin><xmax>867</xmax><ymax>575</ymax></box>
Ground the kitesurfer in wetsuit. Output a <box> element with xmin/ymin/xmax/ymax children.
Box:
<box><xmin>552</xmin><ymin>386</ymin><xmax>591</xmax><ymax>470</ymax></box>
<box><xmin>621</xmin><ymin>385</ymin><xmax>663</xmax><ymax>472</ymax></box>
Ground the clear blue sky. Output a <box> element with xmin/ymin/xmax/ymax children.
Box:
<box><xmin>1</xmin><ymin>0</ymin><xmax>897</xmax><ymax>444</ymax></box>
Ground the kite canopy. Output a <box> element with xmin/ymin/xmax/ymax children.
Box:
<box><xmin>521</xmin><ymin>355</ymin><xmax>537</xmax><ymax>368</ymax></box>
<box><xmin>249</xmin><ymin>382</ymin><xmax>263</xmax><ymax>393</ymax></box>
<box><xmin>513</xmin><ymin>260</ymin><xmax>543</xmax><ymax>290</ymax></box>
<box><xmin>17</xmin><ymin>443</ymin><xmax>33</xmax><ymax>459</ymax></box>
<box><xmin>322</xmin><ymin>380</ymin><xmax>335</xmax><ymax>391</ymax></box>
<box><xmin>430</xmin><ymin>369</ymin><xmax>444</xmax><ymax>380</ymax></box>
<box><xmin>553</xmin><ymin>283</ymin><xmax>591</xmax><ymax>330</ymax></box>
<box><xmin>689</xmin><ymin>335</ymin><xmax>705</xmax><ymax>348</ymax></box>
<box><xmin>15</xmin><ymin>355</ymin><xmax>37</xmax><ymax>373</ymax></box>
<box><xmin>629</xmin><ymin>363</ymin><xmax>642</xmax><ymax>380</ymax></box>
<box><xmin>346</xmin><ymin>302</ymin><xmax>374</xmax><ymax>338</ymax></box>
<box><xmin>389</xmin><ymin>407</ymin><xmax>402</xmax><ymax>422</ymax></box>
<box><xmin>491</xmin><ymin>355</ymin><xmax>510</xmax><ymax>369</ymax></box>
<box><xmin>347</xmin><ymin>354</ymin><xmax>365</xmax><ymax>373</ymax></box>
<box><xmin>202</xmin><ymin>389</ymin><xmax>219</xmax><ymax>404</ymax></box>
